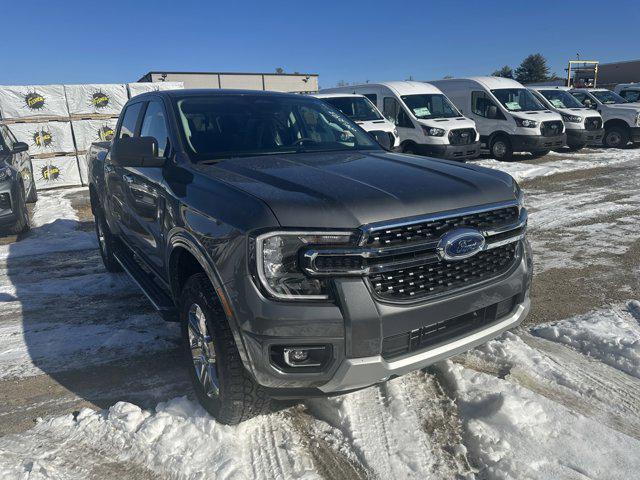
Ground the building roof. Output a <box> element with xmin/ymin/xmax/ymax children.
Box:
<box><xmin>139</xmin><ymin>71</ymin><xmax>318</xmax><ymax>82</ymax></box>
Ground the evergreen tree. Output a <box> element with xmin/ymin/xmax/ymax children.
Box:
<box><xmin>492</xmin><ymin>65</ymin><xmax>513</xmax><ymax>79</ymax></box>
<box><xmin>514</xmin><ymin>54</ymin><xmax>550</xmax><ymax>83</ymax></box>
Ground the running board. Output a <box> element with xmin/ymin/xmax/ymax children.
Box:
<box><xmin>113</xmin><ymin>248</ymin><xmax>178</xmax><ymax>321</ymax></box>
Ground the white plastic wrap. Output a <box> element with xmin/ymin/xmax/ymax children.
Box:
<box><xmin>64</xmin><ymin>84</ymin><xmax>128</xmax><ymax>116</ymax></box>
<box><xmin>0</xmin><ymin>85</ymin><xmax>68</xmax><ymax>119</ymax></box>
<box><xmin>32</xmin><ymin>156</ymin><xmax>82</xmax><ymax>190</ymax></box>
<box><xmin>128</xmin><ymin>82</ymin><xmax>184</xmax><ymax>98</ymax></box>
<box><xmin>9</xmin><ymin>121</ymin><xmax>75</xmax><ymax>155</ymax></box>
<box><xmin>71</xmin><ymin>118</ymin><xmax>117</xmax><ymax>152</ymax></box>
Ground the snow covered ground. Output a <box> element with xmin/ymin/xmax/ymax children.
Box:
<box><xmin>1</xmin><ymin>148</ymin><xmax>640</xmax><ymax>479</ymax></box>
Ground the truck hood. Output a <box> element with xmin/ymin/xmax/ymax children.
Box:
<box><xmin>416</xmin><ymin>116</ymin><xmax>476</xmax><ymax>132</ymax></box>
<box><xmin>605</xmin><ymin>103</ymin><xmax>640</xmax><ymax>113</ymax></box>
<box><xmin>196</xmin><ymin>151</ymin><xmax>517</xmax><ymax>229</ymax></box>
<box><xmin>354</xmin><ymin>119</ymin><xmax>395</xmax><ymax>134</ymax></box>
<box><xmin>512</xmin><ymin>110</ymin><xmax>563</xmax><ymax>122</ymax></box>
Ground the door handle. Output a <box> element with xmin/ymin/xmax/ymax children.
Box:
<box><xmin>122</xmin><ymin>173</ymin><xmax>134</xmax><ymax>184</ymax></box>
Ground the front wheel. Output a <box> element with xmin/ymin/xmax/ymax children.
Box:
<box><xmin>26</xmin><ymin>178</ymin><xmax>38</xmax><ymax>203</ymax></box>
<box><xmin>490</xmin><ymin>136</ymin><xmax>513</xmax><ymax>161</ymax></box>
<box><xmin>180</xmin><ymin>273</ymin><xmax>271</xmax><ymax>425</ymax></box>
<box><xmin>603</xmin><ymin>127</ymin><xmax>630</xmax><ymax>148</ymax></box>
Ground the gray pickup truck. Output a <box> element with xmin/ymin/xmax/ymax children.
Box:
<box><xmin>88</xmin><ymin>89</ymin><xmax>532</xmax><ymax>424</ymax></box>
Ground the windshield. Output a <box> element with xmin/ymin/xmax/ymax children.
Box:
<box><xmin>538</xmin><ymin>90</ymin><xmax>584</xmax><ymax>109</ymax></box>
<box><xmin>323</xmin><ymin>96</ymin><xmax>383</xmax><ymax>121</ymax></box>
<box><xmin>591</xmin><ymin>90</ymin><xmax>628</xmax><ymax>104</ymax></box>
<box><xmin>173</xmin><ymin>95</ymin><xmax>379</xmax><ymax>162</ymax></box>
<box><xmin>400</xmin><ymin>94</ymin><xmax>461</xmax><ymax>119</ymax></box>
<box><xmin>491</xmin><ymin>88</ymin><xmax>547</xmax><ymax>112</ymax></box>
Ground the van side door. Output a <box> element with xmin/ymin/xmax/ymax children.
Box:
<box><xmin>382</xmin><ymin>96</ymin><xmax>416</xmax><ymax>146</ymax></box>
<box><xmin>470</xmin><ymin>91</ymin><xmax>507</xmax><ymax>146</ymax></box>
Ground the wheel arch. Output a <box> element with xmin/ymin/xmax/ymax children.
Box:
<box><xmin>603</xmin><ymin>118</ymin><xmax>631</xmax><ymax>132</ymax></box>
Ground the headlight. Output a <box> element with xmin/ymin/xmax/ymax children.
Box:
<box><xmin>0</xmin><ymin>167</ymin><xmax>11</xmax><ymax>181</ymax></box>
<box><xmin>514</xmin><ymin>117</ymin><xmax>538</xmax><ymax>128</ymax></box>
<box><xmin>513</xmin><ymin>180</ymin><xmax>525</xmax><ymax>208</ymax></box>
<box><xmin>255</xmin><ymin>231</ymin><xmax>353</xmax><ymax>300</ymax></box>
<box><xmin>421</xmin><ymin>126</ymin><xmax>445</xmax><ymax>137</ymax></box>
<box><xmin>635</xmin><ymin>112</ymin><xmax>640</xmax><ymax>127</ymax></box>
<box><xmin>561</xmin><ymin>114</ymin><xmax>582</xmax><ymax>123</ymax></box>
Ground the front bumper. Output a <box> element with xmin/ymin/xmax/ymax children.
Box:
<box><xmin>227</xmin><ymin>237</ymin><xmax>533</xmax><ymax>395</ymax></box>
<box><xmin>511</xmin><ymin>133</ymin><xmax>566</xmax><ymax>152</ymax></box>
<box><xmin>0</xmin><ymin>180</ymin><xmax>19</xmax><ymax>227</ymax></box>
<box><xmin>415</xmin><ymin>141</ymin><xmax>481</xmax><ymax>161</ymax></box>
<box><xmin>566</xmin><ymin>128</ymin><xmax>604</xmax><ymax>147</ymax></box>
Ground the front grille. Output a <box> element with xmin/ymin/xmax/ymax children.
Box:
<box><xmin>364</xmin><ymin>207</ymin><xmax>518</xmax><ymax>248</ymax></box>
<box><xmin>448</xmin><ymin>128</ymin><xmax>476</xmax><ymax>145</ymax></box>
<box><xmin>368</xmin><ymin>243</ymin><xmax>518</xmax><ymax>301</ymax></box>
<box><xmin>0</xmin><ymin>193</ymin><xmax>10</xmax><ymax>210</ymax></box>
<box><xmin>381</xmin><ymin>295</ymin><xmax>518</xmax><ymax>358</ymax></box>
<box><xmin>584</xmin><ymin>117</ymin><xmax>602</xmax><ymax>131</ymax></box>
<box><xmin>541</xmin><ymin>120</ymin><xmax>564</xmax><ymax>137</ymax></box>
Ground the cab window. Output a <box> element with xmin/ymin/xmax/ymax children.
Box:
<box><xmin>620</xmin><ymin>90</ymin><xmax>640</xmax><ymax>103</ymax></box>
<box><xmin>140</xmin><ymin>101</ymin><xmax>170</xmax><ymax>157</ymax></box>
<box><xmin>118</xmin><ymin>103</ymin><xmax>143</xmax><ymax>139</ymax></box>
<box><xmin>570</xmin><ymin>92</ymin><xmax>595</xmax><ymax>108</ymax></box>
<box><xmin>383</xmin><ymin>97</ymin><xmax>413</xmax><ymax>128</ymax></box>
<box><xmin>471</xmin><ymin>91</ymin><xmax>504</xmax><ymax>119</ymax></box>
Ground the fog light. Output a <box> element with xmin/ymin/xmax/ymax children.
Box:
<box><xmin>288</xmin><ymin>349</ymin><xmax>309</xmax><ymax>363</ymax></box>
<box><xmin>276</xmin><ymin>345</ymin><xmax>330</xmax><ymax>368</ymax></box>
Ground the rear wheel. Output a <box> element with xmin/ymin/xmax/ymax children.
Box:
<box><xmin>603</xmin><ymin>126</ymin><xmax>629</xmax><ymax>148</ymax></box>
<box><xmin>402</xmin><ymin>143</ymin><xmax>417</xmax><ymax>155</ymax></box>
<box><xmin>180</xmin><ymin>273</ymin><xmax>271</xmax><ymax>425</ymax></box>
<box><xmin>95</xmin><ymin>206</ymin><xmax>122</xmax><ymax>272</ymax></box>
<box><xmin>490</xmin><ymin>136</ymin><xmax>513</xmax><ymax>161</ymax></box>
<box><xmin>8</xmin><ymin>184</ymin><xmax>30</xmax><ymax>235</ymax></box>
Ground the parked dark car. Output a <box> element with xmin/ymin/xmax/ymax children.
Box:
<box><xmin>0</xmin><ymin>124</ymin><xmax>37</xmax><ymax>234</ymax></box>
<box><xmin>88</xmin><ymin>90</ymin><xmax>532</xmax><ymax>424</ymax></box>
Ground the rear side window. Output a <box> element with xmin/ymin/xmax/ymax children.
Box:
<box><xmin>620</xmin><ymin>90</ymin><xmax>640</xmax><ymax>102</ymax></box>
<box><xmin>140</xmin><ymin>101</ymin><xmax>170</xmax><ymax>156</ymax></box>
<box><xmin>383</xmin><ymin>97</ymin><xmax>413</xmax><ymax>128</ymax></box>
<box><xmin>118</xmin><ymin>103</ymin><xmax>143</xmax><ymax>139</ymax></box>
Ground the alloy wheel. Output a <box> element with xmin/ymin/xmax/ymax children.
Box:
<box><xmin>606</xmin><ymin>131</ymin><xmax>622</xmax><ymax>147</ymax></box>
<box><xmin>188</xmin><ymin>303</ymin><xmax>220</xmax><ymax>398</ymax></box>
<box><xmin>493</xmin><ymin>141</ymin><xmax>507</xmax><ymax>158</ymax></box>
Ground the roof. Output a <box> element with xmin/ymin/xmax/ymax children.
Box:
<box><xmin>529</xmin><ymin>85</ymin><xmax>572</xmax><ymax>91</ymax></box>
<box><xmin>132</xmin><ymin>88</ymin><xmax>308</xmax><ymax>100</ymax></box>
<box><xmin>311</xmin><ymin>93</ymin><xmax>365</xmax><ymax>99</ymax></box>
<box><xmin>430</xmin><ymin>76</ymin><xmax>525</xmax><ymax>90</ymax></box>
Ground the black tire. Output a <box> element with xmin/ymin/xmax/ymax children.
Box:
<box><xmin>603</xmin><ymin>126</ymin><xmax>630</xmax><ymax>148</ymax></box>
<box><xmin>402</xmin><ymin>144</ymin><xmax>417</xmax><ymax>155</ymax></box>
<box><xmin>95</xmin><ymin>207</ymin><xmax>122</xmax><ymax>272</ymax></box>
<box><xmin>26</xmin><ymin>178</ymin><xmax>38</xmax><ymax>203</ymax></box>
<box><xmin>490</xmin><ymin>136</ymin><xmax>513</xmax><ymax>161</ymax></box>
<box><xmin>180</xmin><ymin>273</ymin><xmax>271</xmax><ymax>424</ymax></box>
<box><xmin>566</xmin><ymin>144</ymin><xmax>585</xmax><ymax>152</ymax></box>
<box><xmin>8</xmin><ymin>184</ymin><xmax>30</xmax><ymax>235</ymax></box>
<box><xmin>529</xmin><ymin>150</ymin><xmax>551</xmax><ymax>158</ymax></box>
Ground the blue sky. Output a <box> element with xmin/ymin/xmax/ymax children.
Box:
<box><xmin>3</xmin><ymin>0</ymin><xmax>637</xmax><ymax>88</ymax></box>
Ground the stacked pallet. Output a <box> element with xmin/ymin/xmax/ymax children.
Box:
<box><xmin>0</xmin><ymin>82</ymin><xmax>183</xmax><ymax>190</ymax></box>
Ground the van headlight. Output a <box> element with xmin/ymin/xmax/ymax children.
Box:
<box><xmin>561</xmin><ymin>114</ymin><xmax>582</xmax><ymax>123</ymax></box>
<box><xmin>421</xmin><ymin>126</ymin><xmax>445</xmax><ymax>137</ymax></box>
<box><xmin>254</xmin><ymin>231</ymin><xmax>354</xmax><ymax>300</ymax></box>
<box><xmin>514</xmin><ymin>117</ymin><xmax>538</xmax><ymax>128</ymax></box>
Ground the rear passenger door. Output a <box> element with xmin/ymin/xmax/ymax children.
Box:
<box><xmin>120</xmin><ymin>99</ymin><xmax>170</xmax><ymax>272</ymax></box>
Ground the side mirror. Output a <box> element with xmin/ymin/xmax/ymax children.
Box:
<box><xmin>487</xmin><ymin>105</ymin><xmax>498</xmax><ymax>119</ymax></box>
<box><xmin>370</xmin><ymin>130</ymin><xmax>392</xmax><ymax>151</ymax></box>
<box><xmin>110</xmin><ymin>137</ymin><xmax>165</xmax><ymax>167</ymax></box>
<box><xmin>12</xmin><ymin>142</ymin><xmax>28</xmax><ymax>153</ymax></box>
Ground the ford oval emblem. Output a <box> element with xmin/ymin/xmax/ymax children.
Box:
<box><xmin>437</xmin><ymin>228</ymin><xmax>485</xmax><ymax>261</ymax></box>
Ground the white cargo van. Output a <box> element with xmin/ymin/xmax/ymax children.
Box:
<box><xmin>529</xmin><ymin>86</ymin><xmax>604</xmax><ymax>151</ymax></box>
<box><xmin>570</xmin><ymin>88</ymin><xmax>640</xmax><ymax>148</ymax></box>
<box><xmin>321</xmin><ymin>82</ymin><xmax>480</xmax><ymax>161</ymax></box>
<box><xmin>431</xmin><ymin>77</ymin><xmax>566</xmax><ymax>161</ymax></box>
<box><xmin>312</xmin><ymin>93</ymin><xmax>400</xmax><ymax>150</ymax></box>
<box><xmin>614</xmin><ymin>83</ymin><xmax>640</xmax><ymax>103</ymax></box>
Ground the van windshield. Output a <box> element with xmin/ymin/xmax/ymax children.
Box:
<box><xmin>400</xmin><ymin>94</ymin><xmax>461</xmax><ymax>119</ymax></box>
<box><xmin>322</xmin><ymin>96</ymin><xmax>383</xmax><ymax>121</ymax></box>
<box><xmin>491</xmin><ymin>88</ymin><xmax>547</xmax><ymax>112</ymax></box>
<box><xmin>591</xmin><ymin>90</ymin><xmax>628</xmax><ymax>104</ymax></box>
<box><xmin>538</xmin><ymin>89</ymin><xmax>584</xmax><ymax>109</ymax></box>
<box><xmin>173</xmin><ymin>94</ymin><xmax>379</xmax><ymax>162</ymax></box>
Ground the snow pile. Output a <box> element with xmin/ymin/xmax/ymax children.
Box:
<box><xmin>0</xmin><ymin>188</ymin><xmax>95</xmax><ymax>260</ymax></box>
<box><xmin>533</xmin><ymin>301</ymin><xmax>640</xmax><ymax>378</ymax></box>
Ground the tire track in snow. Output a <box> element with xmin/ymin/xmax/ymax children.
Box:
<box><xmin>456</xmin><ymin>332</ymin><xmax>640</xmax><ymax>440</ymax></box>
